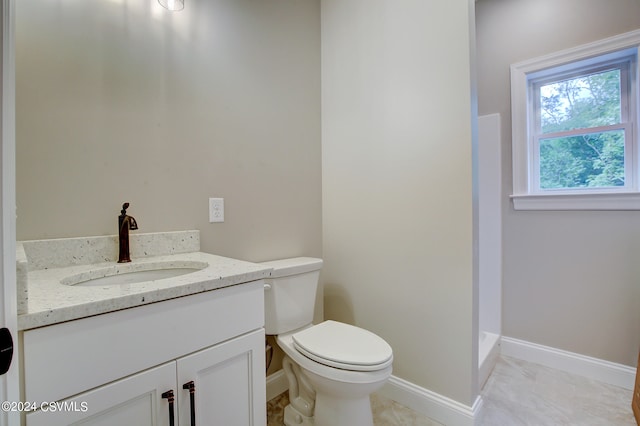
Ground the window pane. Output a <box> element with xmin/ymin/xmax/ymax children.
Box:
<box><xmin>539</xmin><ymin>69</ymin><xmax>621</xmax><ymax>134</ymax></box>
<box><xmin>539</xmin><ymin>130</ymin><xmax>625</xmax><ymax>189</ymax></box>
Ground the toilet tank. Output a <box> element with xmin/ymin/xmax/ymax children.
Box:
<box><xmin>262</xmin><ymin>257</ymin><xmax>323</xmax><ymax>335</ymax></box>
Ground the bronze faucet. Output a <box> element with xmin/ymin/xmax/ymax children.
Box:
<box><xmin>118</xmin><ymin>202</ymin><xmax>138</xmax><ymax>263</ymax></box>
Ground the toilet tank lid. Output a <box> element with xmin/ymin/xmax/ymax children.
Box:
<box><xmin>261</xmin><ymin>257</ymin><xmax>323</xmax><ymax>278</ymax></box>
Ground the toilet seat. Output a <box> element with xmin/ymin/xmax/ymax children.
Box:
<box><xmin>292</xmin><ymin>320</ymin><xmax>393</xmax><ymax>372</ymax></box>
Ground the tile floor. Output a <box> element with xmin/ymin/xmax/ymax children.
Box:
<box><xmin>478</xmin><ymin>356</ymin><xmax>635</xmax><ymax>425</ymax></box>
<box><xmin>267</xmin><ymin>356</ymin><xmax>637</xmax><ymax>425</ymax></box>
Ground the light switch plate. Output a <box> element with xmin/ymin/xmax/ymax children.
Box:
<box><xmin>209</xmin><ymin>198</ymin><xmax>224</xmax><ymax>223</ymax></box>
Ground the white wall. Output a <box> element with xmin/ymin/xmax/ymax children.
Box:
<box><xmin>478</xmin><ymin>113</ymin><xmax>501</xmax><ymax>337</ymax></box>
<box><xmin>16</xmin><ymin>0</ymin><xmax>322</xmax><ymax>264</ymax></box>
<box><xmin>476</xmin><ymin>0</ymin><xmax>640</xmax><ymax>366</ymax></box>
<box><xmin>321</xmin><ymin>0</ymin><xmax>478</xmax><ymax>405</ymax></box>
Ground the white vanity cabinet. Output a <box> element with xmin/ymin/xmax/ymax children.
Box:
<box><xmin>176</xmin><ymin>329</ymin><xmax>264</xmax><ymax>425</ymax></box>
<box><xmin>21</xmin><ymin>280</ymin><xmax>266</xmax><ymax>426</ymax></box>
<box><xmin>26</xmin><ymin>361</ymin><xmax>176</xmax><ymax>426</ymax></box>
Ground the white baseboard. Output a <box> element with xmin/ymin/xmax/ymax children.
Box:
<box><xmin>266</xmin><ymin>370</ymin><xmax>289</xmax><ymax>402</ymax></box>
<box><xmin>379</xmin><ymin>375</ymin><xmax>483</xmax><ymax>426</ymax></box>
<box><xmin>501</xmin><ymin>336</ymin><xmax>637</xmax><ymax>390</ymax></box>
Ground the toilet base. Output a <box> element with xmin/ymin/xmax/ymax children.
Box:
<box><xmin>313</xmin><ymin>393</ymin><xmax>374</xmax><ymax>426</ymax></box>
<box><xmin>284</xmin><ymin>403</ymin><xmax>314</xmax><ymax>426</ymax></box>
<box><xmin>283</xmin><ymin>394</ymin><xmax>374</xmax><ymax>426</ymax></box>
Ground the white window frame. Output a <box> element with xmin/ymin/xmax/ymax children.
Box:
<box><xmin>510</xmin><ymin>29</ymin><xmax>640</xmax><ymax>210</ymax></box>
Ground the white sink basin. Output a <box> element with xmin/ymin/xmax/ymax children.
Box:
<box><xmin>61</xmin><ymin>261</ymin><xmax>209</xmax><ymax>287</ymax></box>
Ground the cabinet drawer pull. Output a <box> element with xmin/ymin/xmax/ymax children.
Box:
<box><xmin>161</xmin><ymin>389</ymin><xmax>175</xmax><ymax>426</ymax></box>
<box><xmin>183</xmin><ymin>380</ymin><xmax>196</xmax><ymax>426</ymax></box>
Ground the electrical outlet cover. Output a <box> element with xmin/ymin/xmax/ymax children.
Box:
<box><xmin>209</xmin><ymin>198</ymin><xmax>224</xmax><ymax>223</ymax></box>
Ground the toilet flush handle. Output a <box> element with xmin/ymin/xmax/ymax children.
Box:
<box><xmin>264</xmin><ymin>283</ymin><xmax>271</xmax><ymax>291</ymax></box>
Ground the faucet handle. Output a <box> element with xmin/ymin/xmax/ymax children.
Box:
<box><xmin>121</xmin><ymin>202</ymin><xmax>130</xmax><ymax>215</ymax></box>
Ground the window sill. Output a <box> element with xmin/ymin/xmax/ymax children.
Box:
<box><xmin>511</xmin><ymin>192</ymin><xmax>640</xmax><ymax>211</ymax></box>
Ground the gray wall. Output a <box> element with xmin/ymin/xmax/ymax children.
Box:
<box><xmin>322</xmin><ymin>0</ymin><xmax>478</xmax><ymax>405</ymax></box>
<box><xmin>16</xmin><ymin>0</ymin><xmax>322</xmax><ymax>264</ymax></box>
<box><xmin>476</xmin><ymin>0</ymin><xmax>640</xmax><ymax>366</ymax></box>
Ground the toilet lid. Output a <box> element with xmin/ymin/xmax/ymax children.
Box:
<box><xmin>292</xmin><ymin>320</ymin><xmax>393</xmax><ymax>371</ymax></box>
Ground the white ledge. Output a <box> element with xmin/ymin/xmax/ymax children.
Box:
<box><xmin>511</xmin><ymin>192</ymin><xmax>640</xmax><ymax>211</ymax></box>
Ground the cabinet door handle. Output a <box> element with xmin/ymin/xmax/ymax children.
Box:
<box><xmin>161</xmin><ymin>389</ymin><xmax>175</xmax><ymax>426</ymax></box>
<box><xmin>183</xmin><ymin>380</ymin><xmax>196</xmax><ymax>426</ymax></box>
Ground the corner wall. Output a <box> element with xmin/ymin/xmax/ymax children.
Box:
<box><xmin>321</xmin><ymin>0</ymin><xmax>478</xmax><ymax>405</ymax></box>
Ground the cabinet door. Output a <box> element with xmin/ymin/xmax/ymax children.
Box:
<box><xmin>26</xmin><ymin>362</ymin><xmax>176</xmax><ymax>426</ymax></box>
<box><xmin>176</xmin><ymin>329</ymin><xmax>266</xmax><ymax>426</ymax></box>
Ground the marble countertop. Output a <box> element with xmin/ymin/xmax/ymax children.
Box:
<box><xmin>17</xmin><ymin>231</ymin><xmax>272</xmax><ymax>330</ymax></box>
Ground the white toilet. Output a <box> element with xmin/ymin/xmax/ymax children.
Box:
<box><xmin>263</xmin><ymin>257</ymin><xmax>393</xmax><ymax>426</ymax></box>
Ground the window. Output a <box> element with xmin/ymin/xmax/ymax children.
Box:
<box><xmin>510</xmin><ymin>30</ymin><xmax>640</xmax><ymax>210</ymax></box>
